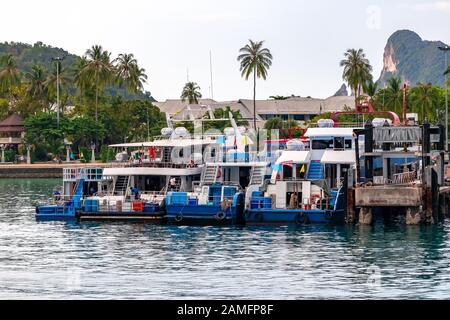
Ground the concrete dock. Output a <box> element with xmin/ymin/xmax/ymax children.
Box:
<box><xmin>0</xmin><ymin>163</ymin><xmax>109</xmax><ymax>178</ymax></box>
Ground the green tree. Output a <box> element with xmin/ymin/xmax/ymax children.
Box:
<box><xmin>340</xmin><ymin>49</ymin><xmax>372</xmax><ymax>105</ymax></box>
<box><xmin>0</xmin><ymin>54</ymin><xmax>21</xmax><ymax>96</ymax></box>
<box><xmin>363</xmin><ymin>80</ymin><xmax>378</xmax><ymax>103</ymax></box>
<box><xmin>72</xmin><ymin>56</ymin><xmax>92</xmax><ymax>105</ymax></box>
<box><xmin>383</xmin><ymin>77</ymin><xmax>403</xmax><ymax>115</ymax></box>
<box><xmin>237</xmin><ymin>39</ymin><xmax>273</xmax><ymax>130</ymax></box>
<box><xmin>83</xmin><ymin>45</ymin><xmax>114</xmax><ymax>121</ymax></box>
<box><xmin>24</xmin><ymin>64</ymin><xmax>48</xmax><ymax>109</ymax></box>
<box><xmin>269</xmin><ymin>95</ymin><xmax>289</xmax><ymax>100</ymax></box>
<box><xmin>114</xmin><ymin>53</ymin><xmax>148</xmax><ymax>93</ymax></box>
<box><xmin>181</xmin><ymin>82</ymin><xmax>202</xmax><ymax>104</ymax></box>
<box><xmin>410</xmin><ymin>83</ymin><xmax>440</xmax><ymax>123</ymax></box>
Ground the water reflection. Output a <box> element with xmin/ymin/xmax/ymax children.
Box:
<box><xmin>0</xmin><ymin>179</ymin><xmax>450</xmax><ymax>299</ymax></box>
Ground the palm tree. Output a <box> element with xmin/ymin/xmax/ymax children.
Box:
<box><xmin>411</xmin><ymin>82</ymin><xmax>434</xmax><ymax>123</ymax></box>
<box><xmin>340</xmin><ymin>49</ymin><xmax>373</xmax><ymax>106</ymax></box>
<box><xmin>383</xmin><ymin>77</ymin><xmax>403</xmax><ymax>115</ymax></box>
<box><xmin>72</xmin><ymin>56</ymin><xmax>90</xmax><ymax>104</ymax></box>
<box><xmin>114</xmin><ymin>53</ymin><xmax>148</xmax><ymax>93</ymax></box>
<box><xmin>363</xmin><ymin>80</ymin><xmax>378</xmax><ymax>101</ymax></box>
<box><xmin>25</xmin><ymin>64</ymin><xmax>48</xmax><ymax>107</ymax></box>
<box><xmin>0</xmin><ymin>54</ymin><xmax>21</xmax><ymax>96</ymax></box>
<box><xmin>181</xmin><ymin>82</ymin><xmax>202</xmax><ymax>104</ymax></box>
<box><xmin>237</xmin><ymin>40</ymin><xmax>273</xmax><ymax>130</ymax></box>
<box><xmin>83</xmin><ymin>45</ymin><xmax>114</xmax><ymax>121</ymax></box>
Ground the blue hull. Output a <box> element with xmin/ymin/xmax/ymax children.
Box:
<box><xmin>35</xmin><ymin>205</ymin><xmax>77</xmax><ymax>221</ymax></box>
<box><xmin>245</xmin><ymin>209</ymin><xmax>345</xmax><ymax>225</ymax></box>
<box><xmin>166</xmin><ymin>204</ymin><xmax>238</xmax><ymax>225</ymax></box>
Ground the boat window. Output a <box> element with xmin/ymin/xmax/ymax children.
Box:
<box><xmin>312</xmin><ymin>139</ymin><xmax>333</xmax><ymax>150</ymax></box>
<box><xmin>334</xmin><ymin>137</ymin><xmax>345</xmax><ymax>150</ymax></box>
<box><xmin>283</xmin><ymin>165</ymin><xmax>293</xmax><ymax>179</ymax></box>
<box><xmin>345</xmin><ymin>139</ymin><xmax>352</xmax><ymax>149</ymax></box>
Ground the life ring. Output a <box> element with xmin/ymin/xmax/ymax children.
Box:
<box><xmin>174</xmin><ymin>213</ymin><xmax>183</xmax><ymax>222</ymax></box>
<box><xmin>295</xmin><ymin>212</ymin><xmax>304</xmax><ymax>225</ymax></box>
<box><xmin>215</xmin><ymin>212</ymin><xmax>226</xmax><ymax>221</ymax></box>
<box><xmin>254</xmin><ymin>213</ymin><xmax>263</xmax><ymax>222</ymax></box>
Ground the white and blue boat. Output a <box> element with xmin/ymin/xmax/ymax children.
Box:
<box><xmin>245</xmin><ymin>127</ymin><xmax>356</xmax><ymax>225</ymax></box>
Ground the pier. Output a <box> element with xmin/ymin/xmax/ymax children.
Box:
<box><xmin>346</xmin><ymin>121</ymin><xmax>449</xmax><ymax>225</ymax></box>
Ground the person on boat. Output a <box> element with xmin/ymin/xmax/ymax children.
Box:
<box><xmin>53</xmin><ymin>190</ymin><xmax>61</xmax><ymax>201</ymax></box>
<box><xmin>130</xmin><ymin>186</ymin><xmax>140</xmax><ymax>200</ymax></box>
<box><xmin>89</xmin><ymin>186</ymin><xmax>95</xmax><ymax>196</ymax></box>
<box><xmin>169</xmin><ymin>177</ymin><xmax>177</xmax><ymax>191</ymax></box>
<box><xmin>149</xmin><ymin>147</ymin><xmax>156</xmax><ymax>162</ymax></box>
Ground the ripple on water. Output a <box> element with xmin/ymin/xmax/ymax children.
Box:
<box><xmin>1</xmin><ymin>179</ymin><xmax>450</xmax><ymax>299</ymax></box>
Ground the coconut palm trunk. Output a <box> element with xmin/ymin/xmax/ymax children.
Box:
<box><xmin>253</xmin><ymin>66</ymin><xmax>257</xmax><ymax>130</ymax></box>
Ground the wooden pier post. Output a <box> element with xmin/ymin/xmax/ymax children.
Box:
<box><xmin>345</xmin><ymin>168</ymin><xmax>356</xmax><ymax>224</ymax></box>
<box><xmin>359</xmin><ymin>207</ymin><xmax>373</xmax><ymax>225</ymax></box>
<box><xmin>424</xmin><ymin>166</ymin><xmax>435</xmax><ymax>225</ymax></box>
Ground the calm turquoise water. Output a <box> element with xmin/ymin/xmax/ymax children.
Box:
<box><xmin>1</xmin><ymin>178</ymin><xmax>450</xmax><ymax>299</ymax></box>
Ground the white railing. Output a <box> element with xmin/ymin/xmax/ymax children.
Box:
<box><xmin>63</xmin><ymin>167</ymin><xmax>106</xmax><ymax>181</ymax></box>
<box><xmin>372</xmin><ymin>172</ymin><xmax>418</xmax><ymax>186</ymax></box>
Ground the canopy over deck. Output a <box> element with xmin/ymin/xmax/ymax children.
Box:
<box><xmin>304</xmin><ymin>128</ymin><xmax>354</xmax><ymax>138</ymax></box>
<box><xmin>109</xmin><ymin>138</ymin><xmax>216</xmax><ymax>148</ymax></box>
<box><xmin>321</xmin><ymin>150</ymin><xmax>355</xmax><ymax>164</ymax></box>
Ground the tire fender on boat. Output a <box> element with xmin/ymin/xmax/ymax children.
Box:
<box><xmin>254</xmin><ymin>213</ymin><xmax>263</xmax><ymax>222</ymax></box>
<box><xmin>174</xmin><ymin>213</ymin><xmax>183</xmax><ymax>222</ymax></box>
<box><xmin>215</xmin><ymin>211</ymin><xmax>226</xmax><ymax>221</ymax></box>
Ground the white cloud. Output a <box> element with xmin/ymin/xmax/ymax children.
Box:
<box><xmin>408</xmin><ymin>1</ymin><xmax>450</xmax><ymax>13</ymax></box>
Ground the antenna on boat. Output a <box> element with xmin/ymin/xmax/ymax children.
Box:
<box><xmin>209</xmin><ymin>50</ymin><xmax>214</xmax><ymax>100</ymax></box>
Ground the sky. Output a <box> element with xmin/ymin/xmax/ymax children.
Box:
<box><xmin>0</xmin><ymin>0</ymin><xmax>449</xmax><ymax>102</ymax></box>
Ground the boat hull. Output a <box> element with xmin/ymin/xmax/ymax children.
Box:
<box><xmin>35</xmin><ymin>205</ymin><xmax>77</xmax><ymax>221</ymax></box>
<box><xmin>78</xmin><ymin>211</ymin><xmax>166</xmax><ymax>223</ymax></box>
<box><xmin>166</xmin><ymin>205</ymin><xmax>237</xmax><ymax>225</ymax></box>
<box><xmin>245</xmin><ymin>209</ymin><xmax>345</xmax><ymax>225</ymax></box>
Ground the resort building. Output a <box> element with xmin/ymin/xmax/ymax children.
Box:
<box><xmin>154</xmin><ymin>96</ymin><xmax>354</xmax><ymax>126</ymax></box>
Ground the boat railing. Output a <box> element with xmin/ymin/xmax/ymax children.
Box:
<box><xmin>105</xmin><ymin>161</ymin><xmax>201</xmax><ymax>169</ymax></box>
<box><xmin>373</xmin><ymin>171</ymin><xmax>418</xmax><ymax>186</ymax></box>
<box><xmin>63</xmin><ymin>167</ymin><xmax>106</xmax><ymax>181</ymax></box>
<box><xmin>308</xmin><ymin>122</ymin><xmax>365</xmax><ymax>128</ymax></box>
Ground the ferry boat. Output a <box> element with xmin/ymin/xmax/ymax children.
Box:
<box><xmin>165</xmin><ymin>115</ymin><xmax>270</xmax><ymax>225</ymax></box>
<box><xmin>35</xmin><ymin>167</ymin><xmax>103</xmax><ymax>220</ymax></box>
<box><xmin>245</xmin><ymin>126</ymin><xmax>356</xmax><ymax>224</ymax></box>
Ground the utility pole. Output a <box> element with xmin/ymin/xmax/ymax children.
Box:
<box><xmin>438</xmin><ymin>45</ymin><xmax>449</xmax><ymax>152</ymax></box>
<box><xmin>52</xmin><ymin>56</ymin><xmax>65</xmax><ymax>128</ymax></box>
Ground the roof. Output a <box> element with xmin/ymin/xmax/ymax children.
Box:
<box><xmin>109</xmin><ymin>138</ymin><xmax>216</xmax><ymax>148</ymax></box>
<box><xmin>304</xmin><ymin>128</ymin><xmax>355</xmax><ymax>138</ymax></box>
<box><xmin>154</xmin><ymin>96</ymin><xmax>354</xmax><ymax>121</ymax></box>
<box><xmin>275</xmin><ymin>151</ymin><xmax>311</xmax><ymax>164</ymax></box>
<box><xmin>239</xmin><ymin>96</ymin><xmax>354</xmax><ymax>115</ymax></box>
<box><xmin>321</xmin><ymin>150</ymin><xmax>355</xmax><ymax>164</ymax></box>
<box><xmin>0</xmin><ymin>114</ymin><xmax>25</xmax><ymax>132</ymax></box>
